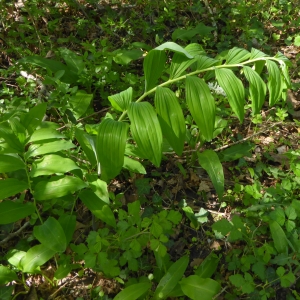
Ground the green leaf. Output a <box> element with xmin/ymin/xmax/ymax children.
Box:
<box><xmin>113</xmin><ymin>282</ymin><xmax>151</xmax><ymax>300</ymax></box>
<box><xmin>30</xmin><ymin>154</ymin><xmax>79</xmax><ymax>177</ymax></box>
<box><xmin>226</xmin><ymin>47</ymin><xmax>250</xmax><ymax>64</ymax></box>
<box><xmin>128</xmin><ymin>102</ymin><xmax>162</xmax><ymax>166</ymax></box>
<box><xmin>195</xmin><ymin>252</ymin><xmax>220</xmax><ymax>278</ymax></box>
<box><xmin>0</xmin><ymin>154</ymin><xmax>25</xmax><ymax>173</ymax></box>
<box><xmin>218</xmin><ymin>142</ymin><xmax>254</xmax><ymax>162</ymax></box>
<box><xmin>96</xmin><ymin>118</ymin><xmax>129</xmax><ymax>180</ymax></box>
<box><xmin>34</xmin><ymin>217</ymin><xmax>67</xmax><ymax>252</ymax></box>
<box><xmin>212</xmin><ymin>218</ymin><xmax>233</xmax><ymax>236</ymax></box>
<box><xmin>266</xmin><ymin>60</ymin><xmax>283</xmax><ymax>106</ymax></box>
<box><xmin>113</xmin><ymin>49</ymin><xmax>143</xmax><ymax>65</ymax></box>
<box><xmin>123</xmin><ymin>156</ymin><xmax>146</xmax><ymax>174</ymax></box>
<box><xmin>20</xmin><ymin>103</ymin><xmax>47</xmax><ymax>136</ymax></box>
<box><xmin>250</xmin><ymin>48</ymin><xmax>268</xmax><ymax>60</ymax></box>
<box><xmin>196</xmin><ymin>55</ymin><xmax>219</xmax><ymax>70</ymax></box>
<box><xmin>34</xmin><ymin>176</ymin><xmax>87</xmax><ymax>200</ymax></box>
<box><xmin>0</xmin><ymin>179</ymin><xmax>28</xmax><ymax>200</ymax></box>
<box><xmin>0</xmin><ymin>125</ymin><xmax>24</xmax><ymax>153</ymax></box>
<box><xmin>180</xmin><ymin>276</ymin><xmax>221</xmax><ymax>300</ymax></box>
<box><xmin>198</xmin><ymin>150</ymin><xmax>224</xmax><ymax>199</ymax></box>
<box><xmin>28</xmin><ymin>127</ymin><xmax>64</xmax><ymax>143</ymax></box>
<box><xmin>59</xmin><ymin>48</ymin><xmax>85</xmax><ymax>74</ymax></box>
<box><xmin>86</xmin><ymin>176</ymin><xmax>110</xmax><ymax>204</ymax></box>
<box><xmin>154</xmin><ymin>255</ymin><xmax>189</xmax><ymax>299</ymax></box>
<box><xmin>155</xmin><ymin>87</ymin><xmax>185</xmax><ymax>155</ymax></box>
<box><xmin>0</xmin><ymin>202</ymin><xmax>34</xmax><ymax>224</ymax></box>
<box><xmin>269</xmin><ymin>220</ymin><xmax>288</xmax><ymax>253</ymax></box>
<box><xmin>25</xmin><ymin>140</ymin><xmax>75</xmax><ymax>159</ymax></box>
<box><xmin>20</xmin><ymin>244</ymin><xmax>56</xmax><ymax>273</ymax></box>
<box><xmin>58</xmin><ymin>214</ymin><xmax>76</xmax><ymax>244</ymax></box>
<box><xmin>0</xmin><ymin>285</ymin><xmax>14</xmax><ymax>300</ymax></box>
<box><xmin>172</xmin><ymin>24</ymin><xmax>214</xmax><ymax>42</ymax></box>
<box><xmin>79</xmin><ymin>189</ymin><xmax>116</xmax><ymax>228</ymax></box>
<box><xmin>155</xmin><ymin>42</ymin><xmax>194</xmax><ymax>58</ymax></box>
<box><xmin>243</xmin><ymin>66</ymin><xmax>267</xmax><ymax>114</ymax></box>
<box><xmin>215</xmin><ymin>68</ymin><xmax>245</xmax><ymax>122</ymax></box>
<box><xmin>186</xmin><ymin>76</ymin><xmax>215</xmax><ymax>141</ymax></box>
<box><xmin>108</xmin><ymin>87</ymin><xmax>133</xmax><ymax>112</ymax></box>
<box><xmin>69</xmin><ymin>90</ymin><xmax>93</xmax><ymax>119</ymax></box>
<box><xmin>8</xmin><ymin>117</ymin><xmax>27</xmax><ymax>145</ymax></box>
<box><xmin>144</xmin><ymin>50</ymin><xmax>166</xmax><ymax>91</ymax></box>
<box><xmin>294</xmin><ymin>35</ymin><xmax>300</xmax><ymax>47</ymax></box>
<box><xmin>0</xmin><ymin>266</ymin><xmax>18</xmax><ymax>284</ymax></box>
<box><xmin>75</xmin><ymin>128</ymin><xmax>97</xmax><ymax>167</ymax></box>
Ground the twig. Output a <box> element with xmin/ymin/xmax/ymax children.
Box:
<box><xmin>0</xmin><ymin>222</ymin><xmax>30</xmax><ymax>246</ymax></box>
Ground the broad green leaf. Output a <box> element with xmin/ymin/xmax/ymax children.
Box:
<box><xmin>18</xmin><ymin>56</ymin><xmax>78</xmax><ymax>84</ymax></box>
<box><xmin>0</xmin><ymin>125</ymin><xmax>24</xmax><ymax>153</ymax></box>
<box><xmin>0</xmin><ymin>285</ymin><xmax>14</xmax><ymax>300</ymax></box>
<box><xmin>144</xmin><ymin>50</ymin><xmax>166</xmax><ymax>91</ymax></box>
<box><xmin>30</xmin><ymin>154</ymin><xmax>79</xmax><ymax>177</ymax></box>
<box><xmin>58</xmin><ymin>214</ymin><xmax>76</xmax><ymax>244</ymax></box>
<box><xmin>75</xmin><ymin>128</ymin><xmax>97</xmax><ymax>167</ymax></box>
<box><xmin>96</xmin><ymin>118</ymin><xmax>129</xmax><ymax>180</ymax></box>
<box><xmin>155</xmin><ymin>87</ymin><xmax>185</xmax><ymax>155</ymax></box>
<box><xmin>8</xmin><ymin>117</ymin><xmax>26</xmax><ymax>145</ymax></box>
<box><xmin>128</xmin><ymin>102</ymin><xmax>162</xmax><ymax>166</ymax></box>
<box><xmin>79</xmin><ymin>189</ymin><xmax>116</xmax><ymax>228</ymax></box>
<box><xmin>266</xmin><ymin>60</ymin><xmax>283</xmax><ymax>106</ymax></box>
<box><xmin>69</xmin><ymin>90</ymin><xmax>93</xmax><ymax>119</ymax></box>
<box><xmin>123</xmin><ymin>156</ymin><xmax>146</xmax><ymax>174</ymax></box>
<box><xmin>0</xmin><ymin>154</ymin><xmax>25</xmax><ymax>173</ymax></box>
<box><xmin>196</xmin><ymin>55</ymin><xmax>219</xmax><ymax>71</ymax></box>
<box><xmin>108</xmin><ymin>87</ymin><xmax>133</xmax><ymax>112</ymax></box>
<box><xmin>186</xmin><ymin>76</ymin><xmax>215</xmax><ymax>141</ymax></box>
<box><xmin>113</xmin><ymin>49</ymin><xmax>143</xmax><ymax>65</ymax></box>
<box><xmin>113</xmin><ymin>282</ymin><xmax>151</xmax><ymax>300</ymax></box>
<box><xmin>185</xmin><ymin>43</ymin><xmax>205</xmax><ymax>56</ymax></box>
<box><xmin>215</xmin><ymin>68</ymin><xmax>245</xmax><ymax>122</ymax></box>
<box><xmin>6</xmin><ymin>250</ymin><xmax>26</xmax><ymax>269</ymax></box>
<box><xmin>20</xmin><ymin>103</ymin><xmax>47</xmax><ymax>136</ymax></box>
<box><xmin>180</xmin><ymin>276</ymin><xmax>221</xmax><ymax>300</ymax></box>
<box><xmin>20</xmin><ymin>244</ymin><xmax>56</xmax><ymax>273</ymax></box>
<box><xmin>195</xmin><ymin>252</ymin><xmax>220</xmax><ymax>278</ymax></box>
<box><xmin>59</xmin><ymin>48</ymin><xmax>85</xmax><ymax>74</ymax></box>
<box><xmin>0</xmin><ymin>266</ymin><xmax>18</xmax><ymax>284</ymax></box>
<box><xmin>86</xmin><ymin>176</ymin><xmax>110</xmax><ymax>204</ymax></box>
<box><xmin>269</xmin><ymin>220</ymin><xmax>288</xmax><ymax>253</ymax></box>
<box><xmin>172</xmin><ymin>24</ymin><xmax>214</xmax><ymax>42</ymax></box>
<box><xmin>198</xmin><ymin>150</ymin><xmax>224</xmax><ymax>199</ymax></box>
<box><xmin>25</xmin><ymin>140</ymin><xmax>75</xmax><ymax>159</ymax></box>
<box><xmin>243</xmin><ymin>66</ymin><xmax>267</xmax><ymax>114</ymax></box>
<box><xmin>155</xmin><ymin>42</ymin><xmax>194</xmax><ymax>58</ymax></box>
<box><xmin>250</xmin><ymin>48</ymin><xmax>268</xmax><ymax>59</ymax></box>
<box><xmin>0</xmin><ymin>179</ymin><xmax>28</xmax><ymax>200</ymax></box>
<box><xmin>226</xmin><ymin>47</ymin><xmax>250</xmax><ymax>64</ymax></box>
<box><xmin>212</xmin><ymin>218</ymin><xmax>233</xmax><ymax>236</ymax></box>
<box><xmin>28</xmin><ymin>127</ymin><xmax>64</xmax><ymax>143</ymax></box>
<box><xmin>154</xmin><ymin>255</ymin><xmax>189</xmax><ymax>299</ymax></box>
<box><xmin>34</xmin><ymin>176</ymin><xmax>87</xmax><ymax>200</ymax></box>
<box><xmin>34</xmin><ymin>217</ymin><xmax>67</xmax><ymax>252</ymax></box>
<box><xmin>218</xmin><ymin>142</ymin><xmax>254</xmax><ymax>162</ymax></box>
<box><xmin>0</xmin><ymin>202</ymin><xmax>34</xmax><ymax>224</ymax></box>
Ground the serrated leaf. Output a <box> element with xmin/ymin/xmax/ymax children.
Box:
<box><xmin>113</xmin><ymin>282</ymin><xmax>151</xmax><ymax>300</ymax></box>
<box><xmin>226</xmin><ymin>47</ymin><xmax>250</xmax><ymax>64</ymax></box>
<box><xmin>0</xmin><ymin>202</ymin><xmax>34</xmax><ymax>224</ymax></box>
<box><xmin>243</xmin><ymin>66</ymin><xmax>267</xmax><ymax>114</ymax></box>
<box><xmin>269</xmin><ymin>220</ymin><xmax>288</xmax><ymax>253</ymax></box>
<box><xmin>0</xmin><ymin>266</ymin><xmax>18</xmax><ymax>285</ymax></box>
<box><xmin>34</xmin><ymin>176</ymin><xmax>87</xmax><ymax>200</ymax></box>
<box><xmin>34</xmin><ymin>217</ymin><xmax>67</xmax><ymax>252</ymax></box>
<box><xmin>20</xmin><ymin>244</ymin><xmax>55</xmax><ymax>273</ymax></box>
<box><xmin>266</xmin><ymin>60</ymin><xmax>283</xmax><ymax>106</ymax></box>
<box><xmin>108</xmin><ymin>87</ymin><xmax>133</xmax><ymax>112</ymax></box>
<box><xmin>180</xmin><ymin>276</ymin><xmax>221</xmax><ymax>300</ymax></box>
<box><xmin>97</xmin><ymin>118</ymin><xmax>128</xmax><ymax>180</ymax></box>
<box><xmin>198</xmin><ymin>150</ymin><xmax>224</xmax><ymax>198</ymax></box>
<box><xmin>215</xmin><ymin>68</ymin><xmax>245</xmax><ymax>122</ymax></box>
<box><xmin>20</xmin><ymin>103</ymin><xmax>47</xmax><ymax>136</ymax></box>
<box><xmin>0</xmin><ymin>154</ymin><xmax>25</xmax><ymax>173</ymax></box>
<box><xmin>0</xmin><ymin>179</ymin><xmax>28</xmax><ymax>200</ymax></box>
<box><xmin>186</xmin><ymin>76</ymin><xmax>215</xmax><ymax>141</ymax></box>
<box><xmin>123</xmin><ymin>156</ymin><xmax>146</xmax><ymax>174</ymax></box>
<box><xmin>128</xmin><ymin>102</ymin><xmax>162</xmax><ymax>166</ymax></box>
<box><xmin>144</xmin><ymin>50</ymin><xmax>166</xmax><ymax>92</ymax></box>
<box><xmin>30</xmin><ymin>154</ymin><xmax>79</xmax><ymax>177</ymax></box>
<box><xmin>154</xmin><ymin>255</ymin><xmax>189</xmax><ymax>299</ymax></box>
<box><xmin>25</xmin><ymin>140</ymin><xmax>75</xmax><ymax>159</ymax></box>
<box><xmin>155</xmin><ymin>87</ymin><xmax>185</xmax><ymax>155</ymax></box>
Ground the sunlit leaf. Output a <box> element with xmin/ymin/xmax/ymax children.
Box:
<box><xmin>113</xmin><ymin>282</ymin><xmax>151</xmax><ymax>300</ymax></box>
<box><xmin>226</xmin><ymin>47</ymin><xmax>250</xmax><ymax>64</ymax></box>
<box><xmin>108</xmin><ymin>87</ymin><xmax>133</xmax><ymax>112</ymax></box>
<box><xmin>155</xmin><ymin>87</ymin><xmax>185</xmax><ymax>154</ymax></box>
<box><xmin>186</xmin><ymin>76</ymin><xmax>215</xmax><ymax>141</ymax></box>
<box><xmin>0</xmin><ymin>154</ymin><xmax>25</xmax><ymax>173</ymax></box>
<box><xmin>0</xmin><ymin>266</ymin><xmax>18</xmax><ymax>285</ymax></box>
<box><xmin>266</xmin><ymin>60</ymin><xmax>283</xmax><ymax>106</ymax></box>
<box><xmin>155</xmin><ymin>42</ymin><xmax>194</xmax><ymax>58</ymax></box>
<box><xmin>69</xmin><ymin>90</ymin><xmax>93</xmax><ymax>119</ymax></box>
<box><xmin>123</xmin><ymin>156</ymin><xmax>146</xmax><ymax>174</ymax></box>
<box><xmin>28</xmin><ymin>127</ymin><xmax>64</xmax><ymax>143</ymax></box>
<box><xmin>128</xmin><ymin>102</ymin><xmax>162</xmax><ymax>166</ymax></box>
<box><xmin>196</xmin><ymin>55</ymin><xmax>219</xmax><ymax>70</ymax></box>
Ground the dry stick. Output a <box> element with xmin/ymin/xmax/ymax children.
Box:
<box><xmin>0</xmin><ymin>222</ymin><xmax>30</xmax><ymax>246</ymax></box>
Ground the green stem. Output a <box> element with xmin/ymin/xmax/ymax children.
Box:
<box><xmin>118</xmin><ymin>57</ymin><xmax>277</xmax><ymax>122</ymax></box>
